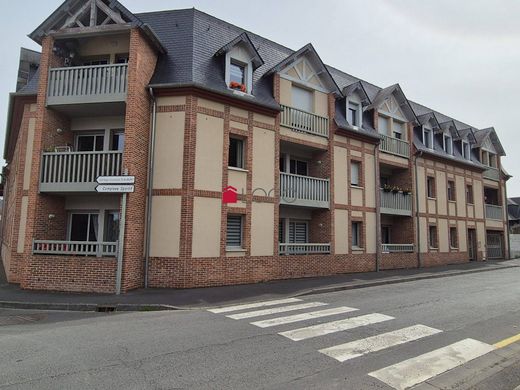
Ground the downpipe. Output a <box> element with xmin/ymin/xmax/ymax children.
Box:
<box><xmin>415</xmin><ymin>150</ymin><xmax>423</xmax><ymax>268</ymax></box>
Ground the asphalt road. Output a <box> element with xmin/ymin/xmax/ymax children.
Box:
<box><xmin>1</xmin><ymin>267</ymin><xmax>520</xmax><ymax>389</ymax></box>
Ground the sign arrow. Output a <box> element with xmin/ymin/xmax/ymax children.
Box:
<box><xmin>96</xmin><ymin>184</ymin><xmax>135</xmax><ymax>193</ymax></box>
<box><xmin>97</xmin><ymin>176</ymin><xmax>136</xmax><ymax>185</ymax></box>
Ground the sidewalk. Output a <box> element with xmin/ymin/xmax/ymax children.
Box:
<box><xmin>0</xmin><ymin>259</ymin><xmax>518</xmax><ymax>312</ymax></box>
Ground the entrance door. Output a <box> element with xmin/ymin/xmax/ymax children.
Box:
<box><xmin>468</xmin><ymin>229</ymin><xmax>477</xmax><ymax>261</ymax></box>
<box><xmin>486</xmin><ymin>232</ymin><xmax>503</xmax><ymax>260</ymax></box>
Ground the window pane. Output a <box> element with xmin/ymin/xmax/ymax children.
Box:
<box><xmin>95</xmin><ymin>135</ymin><xmax>104</xmax><ymax>151</ymax></box>
<box><xmin>348</xmin><ymin>102</ymin><xmax>359</xmax><ymax>126</ymax></box>
<box><xmin>351</xmin><ymin>162</ymin><xmax>360</xmax><ymax>186</ymax></box>
<box><xmin>230</xmin><ymin>63</ymin><xmax>245</xmax><ymax>84</ymax></box>
<box><xmin>88</xmin><ymin>214</ymin><xmax>99</xmax><ymax>242</ymax></box>
<box><xmin>226</xmin><ymin>215</ymin><xmax>243</xmax><ymax>248</ymax></box>
<box><xmin>104</xmin><ymin>211</ymin><xmax>120</xmax><ymax>242</ymax></box>
<box><xmin>296</xmin><ymin>160</ymin><xmax>308</xmax><ymax>176</ymax></box>
<box><xmin>111</xmin><ymin>132</ymin><xmax>125</xmax><ymax>151</ymax></box>
<box><xmin>450</xmin><ymin>228</ymin><xmax>457</xmax><ymax>248</ymax></box>
<box><xmin>229</xmin><ymin>138</ymin><xmax>243</xmax><ymax>168</ymax></box>
<box><xmin>393</xmin><ymin>121</ymin><xmax>404</xmax><ymax>135</ymax></box>
<box><xmin>352</xmin><ymin>222</ymin><xmax>360</xmax><ymax>247</ymax></box>
<box><xmin>378</xmin><ymin>116</ymin><xmax>389</xmax><ymax>135</ymax></box>
<box><xmin>77</xmin><ymin>136</ymin><xmax>95</xmax><ymax>151</ymax></box>
<box><xmin>70</xmin><ymin>214</ymin><xmax>89</xmax><ymax>241</ymax></box>
<box><xmin>292</xmin><ymin>86</ymin><xmax>313</xmax><ymax>112</ymax></box>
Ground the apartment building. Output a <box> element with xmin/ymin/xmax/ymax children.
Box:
<box><xmin>0</xmin><ymin>0</ymin><xmax>510</xmax><ymax>294</ymax></box>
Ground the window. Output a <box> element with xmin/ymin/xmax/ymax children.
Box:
<box><xmin>489</xmin><ymin>153</ymin><xmax>497</xmax><ymax>168</ymax></box>
<box><xmin>69</xmin><ymin>212</ymin><xmax>99</xmax><ymax>242</ymax></box>
<box><xmin>443</xmin><ymin>134</ymin><xmax>453</xmax><ymax>155</ymax></box>
<box><xmin>76</xmin><ymin>133</ymin><xmax>104</xmax><ymax>152</ymax></box>
<box><xmin>226</xmin><ymin>215</ymin><xmax>243</xmax><ymax>249</ymax></box>
<box><xmin>450</xmin><ymin>227</ymin><xmax>458</xmax><ymax>249</ymax></box>
<box><xmin>427</xmin><ymin>176</ymin><xmax>436</xmax><ymax>198</ymax></box>
<box><xmin>462</xmin><ymin>141</ymin><xmax>471</xmax><ymax>160</ymax></box>
<box><xmin>229</xmin><ymin>61</ymin><xmax>245</xmax><ymax>85</ymax></box>
<box><xmin>352</xmin><ymin>222</ymin><xmax>362</xmax><ymax>248</ymax></box>
<box><xmin>447</xmin><ymin>180</ymin><xmax>456</xmax><ymax>201</ymax></box>
<box><xmin>111</xmin><ymin>131</ymin><xmax>125</xmax><ymax>151</ymax></box>
<box><xmin>81</xmin><ymin>57</ymin><xmax>109</xmax><ymax>66</ymax></box>
<box><xmin>381</xmin><ymin>226</ymin><xmax>391</xmax><ymax>244</ymax></box>
<box><xmin>347</xmin><ymin>102</ymin><xmax>360</xmax><ymax>127</ymax></box>
<box><xmin>378</xmin><ymin>116</ymin><xmax>390</xmax><ymax>136</ymax></box>
<box><xmin>115</xmin><ymin>53</ymin><xmax>129</xmax><ymax>64</ymax></box>
<box><xmin>292</xmin><ymin>85</ymin><xmax>314</xmax><ymax>112</ymax></box>
<box><xmin>466</xmin><ymin>184</ymin><xmax>474</xmax><ymax>204</ymax></box>
<box><xmin>423</xmin><ymin>128</ymin><xmax>433</xmax><ymax>149</ymax></box>
<box><xmin>429</xmin><ymin>225</ymin><xmax>438</xmax><ymax>248</ymax></box>
<box><xmin>351</xmin><ymin>161</ymin><xmax>361</xmax><ymax>186</ymax></box>
<box><xmin>229</xmin><ymin>137</ymin><xmax>245</xmax><ymax>169</ymax></box>
<box><xmin>289</xmin><ymin>221</ymin><xmax>308</xmax><ymax>243</ymax></box>
<box><xmin>104</xmin><ymin>211</ymin><xmax>120</xmax><ymax>242</ymax></box>
<box><xmin>280</xmin><ymin>156</ymin><xmax>308</xmax><ymax>175</ymax></box>
<box><xmin>393</xmin><ymin>121</ymin><xmax>405</xmax><ymax>140</ymax></box>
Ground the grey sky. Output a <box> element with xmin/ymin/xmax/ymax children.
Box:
<box><xmin>1</xmin><ymin>0</ymin><xmax>519</xmax><ymax>194</ymax></box>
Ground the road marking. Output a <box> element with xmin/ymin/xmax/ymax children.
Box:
<box><xmin>279</xmin><ymin>313</ymin><xmax>394</xmax><ymax>341</ymax></box>
<box><xmin>369</xmin><ymin>338</ymin><xmax>496</xmax><ymax>390</ymax></box>
<box><xmin>207</xmin><ymin>298</ymin><xmax>302</xmax><ymax>314</ymax></box>
<box><xmin>226</xmin><ymin>302</ymin><xmax>327</xmax><ymax>320</ymax></box>
<box><xmin>494</xmin><ymin>332</ymin><xmax>520</xmax><ymax>349</ymax></box>
<box><xmin>250</xmin><ymin>306</ymin><xmax>359</xmax><ymax>328</ymax></box>
<box><xmin>319</xmin><ymin>324</ymin><xmax>442</xmax><ymax>362</ymax></box>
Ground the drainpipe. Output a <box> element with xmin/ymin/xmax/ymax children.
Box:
<box><xmin>504</xmin><ymin>176</ymin><xmax>511</xmax><ymax>259</ymax></box>
<box><xmin>414</xmin><ymin>150</ymin><xmax>423</xmax><ymax>268</ymax></box>
<box><xmin>375</xmin><ymin>143</ymin><xmax>382</xmax><ymax>272</ymax></box>
<box><xmin>144</xmin><ymin>87</ymin><xmax>158</xmax><ymax>288</ymax></box>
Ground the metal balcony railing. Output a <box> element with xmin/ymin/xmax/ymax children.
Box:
<box><xmin>33</xmin><ymin>240</ymin><xmax>118</xmax><ymax>257</ymax></box>
<box><xmin>380</xmin><ymin>189</ymin><xmax>412</xmax><ymax>216</ymax></box>
<box><xmin>279</xmin><ymin>243</ymin><xmax>331</xmax><ymax>255</ymax></box>
<box><xmin>382</xmin><ymin>244</ymin><xmax>414</xmax><ymax>253</ymax></box>
<box><xmin>379</xmin><ymin>134</ymin><xmax>410</xmax><ymax>158</ymax></box>
<box><xmin>280</xmin><ymin>172</ymin><xmax>330</xmax><ymax>208</ymax></box>
<box><xmin>485</xmin><ymin>204</ymin><xmax>503</xmax><ymax>221</ymax></box>
<box><xmin>40</xmin><ymin>151</ymin><xmax>123</xmax><ymax>192</ymax></box>
<box><xmin>47</xmin><ymin>63</ymin><xmax>128</xmax><ymax>105</ymax></box>
<box><xmin>280</xmin><ymin>105</ymin><xmax>329</xmax><ymax>138</ymax></box>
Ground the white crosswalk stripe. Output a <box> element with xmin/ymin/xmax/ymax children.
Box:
<box><xmin>368</xmin><ymin>338</ymin><xmax>496</xmax><ymax>390</ymax></box>
<box><xmin>207</xmin><ymin>298</ymin><xmax>302</xmax><ymax>314</ymax></box>
<box><xmin>250</xmin><ymin>306</ymin><xmax>359</xmax><ymax>328</ymax></box>
<box><xmin>279</xmin><ymin>313</ymin><xmax>394</xmax><ymax>341</ymax></box>
<box><xmin>226</xmin><ymin>302</ymin><xmax>328</xmax><ymax>320</ymax></box>
<box><xmin>319</xmin><ymin>324</ymin><xmax>442</xmax><ymax>362</ymax></box>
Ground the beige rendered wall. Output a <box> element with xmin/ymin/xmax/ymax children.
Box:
<box><xmin>192</xmin><ymin>197</ymin><xmax>221</xmax><ymax>258</ymax></box>
<box><xmin>334</xmin><ymin>146</ymin><xmax>348</xmax><ymax>204</ymax></box>
<box><xmin>154</xmin><ymin>110</ymin><xmax>185</xmax><ymax>189</ymax></box>
<box><xmin>22</xmin><ymin>118</ymin><xmax>35</xmax><ymax>191</ymax></box>
<box><xmin>16</xmin><ymin>197</ymin><xmax>29</xmax><ymax>254</ymax></box>
<box><xmin>251</xmin><ymin>202</ymin><xmax>275</xmax><ymax>256</ymax></box>
<box><xmin>149</xmin><ymin>196</ymin><xmax>181</xmax><ymax>258</ymax></box>
<box><xmin>78</xmin><ymin>33</ymin><xmax>130</xmax><ymax>62</ymax></box>
<box><xmin>364</xmin><ymin>153</ymin><xmax>376</xmax><ymax>208</ymax></box>
<box><xmin>366</xmin><ymin>212</ymin><xmax>377</xmax><ymax>254</ymax></box>
<box><xmin>252</xmin><ymin>127</ymin><xmax>275</xmax><ymax>192</ymax></box>
<box><xmin>334</xmin><ymin>209</ymin><xmax>349</xmax><ymax>254</ymax></box>
<box><xmin>194</xmin><ymin>114</ymin><xmax>224</xmax><ymax>192</ymax></box>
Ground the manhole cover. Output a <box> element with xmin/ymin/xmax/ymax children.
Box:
<box><xmin>0</xmin><ymin>314</ymin><xmax>46</xmax><ymax>326</ymax></box>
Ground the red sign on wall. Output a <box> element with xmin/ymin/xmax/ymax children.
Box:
<box><xmin>222</xmin><ymin>186</ymin><xmax>238</xmax><ymax>204</ymax></box>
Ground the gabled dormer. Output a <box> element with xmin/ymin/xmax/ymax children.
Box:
<box><xmin>437</xmin><ymin>119</ymin><xmax>459</xmax><ymax>156</ymax></box>
<box><xmin>456</xmin><ymin>127</ymin><xmax>477</xmax><ymax>161</ymax></box>
<box><xmin>416</xmin><ymin>112</ymin><xmax>441</xmax><ymax>150</ymax></box>
<box><xmin>215</xmin><ymin>32</ymin><xmax>264</xmax><ymax>95</ymax></box>
<box><xmin>474</xmin><ymin>128</ymin><xmax>505</xmax><ymax>170</ymax></box>
<box><xmin>343</xmin><ymin>81</ymin><xmax>370</xmax><ymax>130</ymax></box>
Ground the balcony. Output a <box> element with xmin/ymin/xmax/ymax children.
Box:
<box><xmin>379</xmin><ymin>134</ymin><xmax>410</xmax><ymax>158</ymax></box>
<box><xmin>382</xmin><ymin>244</ymin><xmax>414</xmax><ymax>253</ymax></box>
<box><xmin>40</xmin><ymin>151</ymin><xmax>123</xmax><ymax>192</ymax></box>
<box><xmin>47</xmin><ymin>64</ymin><xmax>128</xmax><ymax>107</ymax></box>
<box><xmin>483</xmin><ymin>167</ymin><xmax>500</xmax><ymax>181</ymax></box>
<box><xmin>280</xmin><ymin>172</ymin><xmax>330</xmax><ymax>208</ymax></box>
<box><xmin>279</xmin><ymin>243</ymin><xmax>331</xmax><ymax>255</ymax></box>
<box><xmin>380</xmin><ymin>189</ymin><xmax>412</xmax><ymax>216</ymax></box>
<box><xmin>485</xmin><ymin>204</ymin><xmax>503</xmax><ymax>221</ymax></box>
<box><xmin>33</xmin><ymin>240</ymin><xmax>118</xmax><ymax>257</ymax></box>
<box><xmin>280</xmin><ymin>105</ymin><xmax>329</xmax><ymax>138</ymax></box>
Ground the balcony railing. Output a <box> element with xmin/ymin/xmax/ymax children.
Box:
<box><xmin>47</xmin><ymin>64</ymin><xmax>128</xmax><ymax>105</ymax></box>
<box><xmin>280</xmin><ymin>105</ymin><xmax>329</xmax><ymax>138</ymax></box>
<box><xmin>279</xmin><ymin>243</ymin><xmax>331</xmax><ymax>255</ymax></box>
<box><xmin>382</xmin><ymin>244</ymin><xmax>414</xmax><ymax>253</ymax></box>
<box><xmin>40</xmin><ymin>151</ymin><xmax>123</xmax><ymax>192</ymax></box>
<box><xmin>33</xmin><ymin>240</ymin><xmax>118</xmax><ymax>257</ymax></box>
<box><xmin>380</xmin><ymin>189</ymin><xmax>412</xmax><ymax>216</ymax></box>
<box><xmin>485</xmin><ymin>204</ymin><xmax>503</xmax><ymax>221</ymax></box>
<box><xmin>379</xmin><ymin>134</ymin><xmax>410</xmax><ymax>158</ymax></box>
<box><xmin>280</xmin><ymin>172</ymin><xmax>330</xmax><ymax>208</ymax></box>
<box><xmin>483</xmin><ymin>167</ymin><xmax>500</xmax><ymax>181</ymax></box>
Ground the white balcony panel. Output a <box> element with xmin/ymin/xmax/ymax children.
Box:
<box><xmin>280</xmin><ymin>173</ymin><xmax>329</xmax><ymax>208</ymax></box>
<box><xmin>380</xmin><ymin>189</ymin><xmax>412</xmax><ymax>216</ymax></box>
<box><xmin>279</xmin><ymin>243</ymin><xmax>331</xmax><ymax>255</ymax></box>
<box><xmin>382</xmin><ymin>244</ymin><xmax>414</xmax><ymax>253</ymax></box>
<box><xmin>33</xmin><ymin>240</ymin><xmax>118</xmax><ymax>257</ymax></box>
<box><xmin>280</xmin><ymin>105</ymin><xmax>329</xmax><ymax>138</ymax></box>
<box><xmin>379</xmin><ymin>134</ymin><xmax>410</xmax><ymax>158</ymax></box>
<box><xmin>485</xmin><ymin>204</ymin><xmax>503</xmax><ymax>221</ymax></box>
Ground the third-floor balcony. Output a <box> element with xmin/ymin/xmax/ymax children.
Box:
<box><xmin>40</xmin><ymin>150</ymin><xmax>123</xmax><ymax>193</ymax></box>
<box><xmin>485</xmin><ymin>204</ymin><xmax>503</xmax><ymax>221</ymax></box>
<box><xmin>380</xmin><ymin>188</ymin><xmax>412</xmax><ymax>216</ymax></box>
<box><xmin>280</xmin><ymin>105</ymin><xmax>329</xmax><ymax>138</ymax></box>
<box><xmin>483</xmin><ymin>167</ymin><xmax>500</xmax><ymax>181</ymax></box>
<box><xmin>379</xmin><ymin>134</ymin><xmax>410</xmax><ymax>158</ymax></box>
<box><xmin>280</xmin><ymin>172</ymin><xmax>329</xmax><ymax>208</ymax></box>
<box><xmin>47</xmin><ymin>63</ymin><xmax>128</xmax><ymax>107</ymax></box>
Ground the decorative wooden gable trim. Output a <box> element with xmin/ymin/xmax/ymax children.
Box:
<box><xmin>280</xmin><ymin>57</ymin><xmax>327</xmax><ymax>92</ymax></box>
<box><xmin>61</xmin><ymin>0</ymin><xmax>127</xmax><ymax>29</ymax></box>
<box><xmin>378</xmin><ymin>95</ymin><xmax>407</xmax><ymax>121</ymax></box>
<box><xmin>481</xmin><ymin>136</ymin><xmax>496</xmax><ymax>153</ymax></box>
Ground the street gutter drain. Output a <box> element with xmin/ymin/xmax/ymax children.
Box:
<box><xmin>96</xmin><ymin>306</ymin><xmax>117</xmax><ymax>313</ymax></box>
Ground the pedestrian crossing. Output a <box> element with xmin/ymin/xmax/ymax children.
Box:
<box><xmin>207</xmin><ymin>298</ymin><xmax>496</xmax><ymax>389</ymax></box>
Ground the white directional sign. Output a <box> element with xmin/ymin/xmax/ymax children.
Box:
<box><xmin>97</xmin><ymin>176</ymin><xmax>136</xmax><ymax>185</ymax></box>
<box><xmin>96</xmin><ymin>184</ymin><xmax>135</xmax><ymax>193</ymax></box>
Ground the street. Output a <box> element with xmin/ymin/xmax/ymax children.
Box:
<box><xmin>1</xmin><ymin>267</ymin><xmax>520</xmax><ymax>389</ymax></box>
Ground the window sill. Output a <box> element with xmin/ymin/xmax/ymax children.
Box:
<box><xmin>429</xmin><ymin>246</ymin><xmax>439</xmax><ymax>251</ymax></box>
<box><xmin>352</xmin><ymin>246</ymin><xmax>364</xmax><ymax>251</ymax></box>
<box><xmin>448</xmin><ymin>200</ymin><xmax>457</xmax><ymax>204</ymax></box>
<box><xmin>450</xmin><ymin>247</ymin><xmax>459</xmax><ymax>250</ymax></box>
<box><xmin>228</xmin><ymin>88</ymin><xmax>252</xmax><ymax>97</ymax></box>
<box><xmin>351</xmin><ymin>185</ymin><xmax>364</xmax><ymax>190</ymax></box>
<box><xmin>228</xmin><ymin>166</ymin><xmax>248</xmax><ymax>173</ymax></box>
<box><xmin>226</xmin><ymin>248</ymin><xmax>246</xmax><ymax>253</ymax></box>
<box><xmin>427</xmin><ymin>197</ymin><xmax>437</xmax><ymax>200</ymax></box>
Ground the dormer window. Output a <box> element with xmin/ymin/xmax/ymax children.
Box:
<box><xmin>347</xmin><ymin>101</ymin><xmax>361</xmax><ymax>127</ymax></box>
<box><xmin>423</xmin><ymin>127</ymin><xmax>433</xmax><ymax>149</ymax></box>
<box><xmin>230</xmin><ymin>61</ymin><xmax>245</xmax><ymax>85</ymax></box>
<box><xmin>393</xmin><ymin>121</ymin><xmax>405</xmax><ymax>140</ymax></box>
<box><xmin>443</xmin><ymin>134</ymin><xmax>453</xmax><ymax>155</ymax></box>
<box><xmin>462</xmin><ymin>141</ymin><xmax>471</xmax><ymax>160</ymax></box>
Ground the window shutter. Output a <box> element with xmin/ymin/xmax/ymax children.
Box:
<box><xmin>292</xmin><ymin>86</ymin><xmax>313</xmax><ymax>112</ymax></box>
<box><xmin>289</xmin><ymin>222</ymin><xmax>307</xmax><ymax>243</ymax></box>
<box><xmin>226</xmin><ymin>216</ymin><xmax>242</xmax><ymax>247</ymax></box>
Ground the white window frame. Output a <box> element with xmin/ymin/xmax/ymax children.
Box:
<box><xmin>229</xmin><ymin>136</ymin><xmax>245</xmax><ymax>169</ymax></box>
<box><xmin>291</xmin><ymin>84</ymin><xmax>314</xmax><ymax>113</ymax></box>
<box><xmin>429</xmin><ymin>225</ymin><xmax>438</xmax><ymax>249</ymax></box>
<box><xmin>67</xmin><ymin>211</ymin><xmax>101</xmax><ymax>242</ymax></box>
<box><xmin>350</xmin><ymin>161</ymin><xmax>361</xmax><ymax>187</ymax></box>
<box><xmin>347</xmin><ymin>100</ymin><xmax>362</xmax><ymax>128</ymax></box>
<box><xmin>392</xmin><ymin>120</ymin><xmax>405</xmax><ymax>140</ymax></box>
<box><xmin>449</xmin><ymin>226</ymin><xmax>458</xmax><ymax>249</ymax></box>
<box><xmin>351</xmin><ymin>221</ymin><xmax>362</xmax><ymax>249</ymax></box>
<box><xmin>226</xmin><ymin>215</ymin><xmax>244</xmax><ymax>250</ymax></box>
<box><xmin>462</xmin><ymin>140</ymin><xmax>470</xmax><ymax>160</ymax></box>
<box><xmin>225</xmin><ymin>50</ymin><xmax>253</xmax><ymax>95</ymax></box>
<box><xmin>423</xmin><ymin>127</ymin><xmax>433</xmax><ymax>149</ymax></box>
<box><xmin>443</xmin><ymin>134</ymin><xmax>453</xmax><ymax>155</ymax></box>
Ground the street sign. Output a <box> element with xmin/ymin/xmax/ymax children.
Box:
<box><xmin>97</xmin><ymin>176</ymin><xmax>136</xmax><ymax>185</ymax></box>
<box><xmin>96</xmin><ymin>184</ymin><xmax>135</xmax><ymax>193</ymax></box>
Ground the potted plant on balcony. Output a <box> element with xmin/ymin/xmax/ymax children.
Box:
<box><xmin>383</xmin><ymin>184</ymin><xmax>392</xmax><ymax>192</ymax></box>
<box><xmin>391</xmin><ymin>186</ymin><xmax>400</xmax><ymax>194</ymax></box>
<box><xmin>402</xmin><ymin>188</ymin><xmax>412</xmax><ymax>195</ymax></box>
<box><xmin>229</xmin><ymin>81</ymin><xmax>247</xmax><ymax>93</ymax></box>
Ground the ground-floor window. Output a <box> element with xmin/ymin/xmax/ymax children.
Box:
<box><xmin>69</xmin><ymin>213</ymin><xmax>99</xmax><ymax>242</ymax></box>
<box><xmin>279</xmin><ymin>219</ymin><xmax>308</xmax><ymax>243</ymax></box>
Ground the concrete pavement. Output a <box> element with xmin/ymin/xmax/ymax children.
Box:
<box><xmin>0</xmin><ymin>259</ymin><xmax>518</xmax><ymax>312</ymax></box>
<box><xmin>1</xmin><ymin>265</ymin><xmax>520</xmax><ymax>389</ymax></box>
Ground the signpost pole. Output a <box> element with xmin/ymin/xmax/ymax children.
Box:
<box><xmin>115</xmin><ymin>185</ymin><xmax>128</xmax><ymax>295</ymax></box>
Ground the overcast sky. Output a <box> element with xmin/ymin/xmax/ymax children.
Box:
<box><xmin>1</xmin><ymin>0</ymin><xmax>519</xmax><ymax>194</ymax></box>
